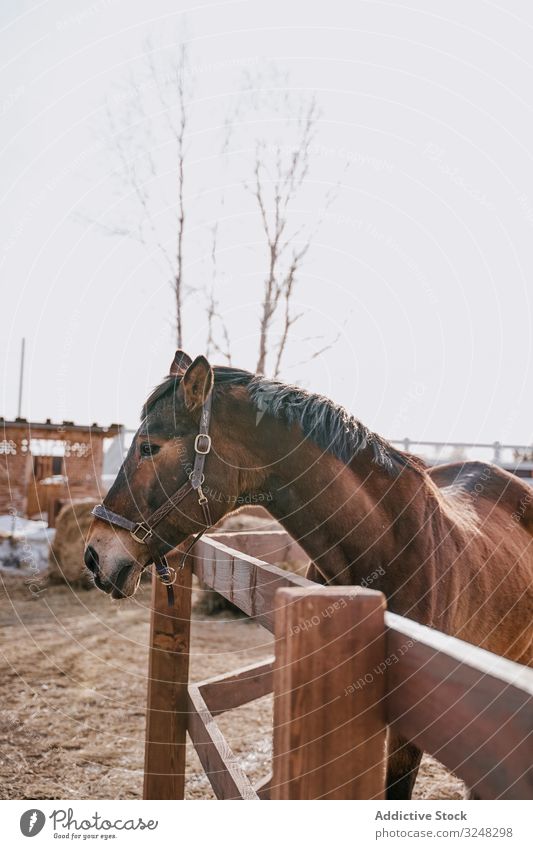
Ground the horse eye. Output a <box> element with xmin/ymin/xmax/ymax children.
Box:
<box><xmin>140</xmin><ymin>442</ymin><xmax>160</xmax><ymax>458</ymax></box>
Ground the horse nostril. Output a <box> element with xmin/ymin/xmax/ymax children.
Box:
<box><xmin>84</xmin><ymin>545</ymin><xmax>100</xmax><ymax>574</ymax></box>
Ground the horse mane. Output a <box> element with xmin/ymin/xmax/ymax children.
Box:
<box><xmin>143</xmin><ymin>365</ymin><xmax>426</xmax><ymax>476</ymax></box>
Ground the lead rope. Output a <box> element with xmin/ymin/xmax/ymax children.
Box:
<box><xmin>151</xmin><ymin>524</ymin><xmax>209</xmax><ymax>607</ymax></box>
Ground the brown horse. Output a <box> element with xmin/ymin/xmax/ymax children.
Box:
<box><xmin>86</xmin><ymin>351</ymin><xmax>533</xmax><ymax>799</ymax></box>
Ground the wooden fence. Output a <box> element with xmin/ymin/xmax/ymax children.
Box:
<box><xmin>143</xmin><ymin>537</ymin><xmax>533</xmax><ymax>800</ymax></box>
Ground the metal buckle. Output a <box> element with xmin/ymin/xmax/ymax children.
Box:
<box><xmin>194</xmin><ymin>434</ymin><xmax>212</xmax><ymax>455</ymax></box>
<box><xmin>159</xmin><ymin>566</ymin><xmax>177</xmax><ymax>586</ymax></box>
<box><xmin>131</xmin><ymin>522</ymin><xmax>153</xmax><ymax>544</ymax></box>
<box><xmin>189</xmin><ymin>470</ymin><xmax>205</xmax><ymax>486</ymax></box>
<box><xmin>197</xmin><ymin>487</ymin><xmax>208</xmax><ymax>505</ymax></box>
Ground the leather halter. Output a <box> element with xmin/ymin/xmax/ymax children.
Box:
<box><xmin>91</xmin><ymin>394</ymin><xmax>213</xmax><ymax>606</ymax></box>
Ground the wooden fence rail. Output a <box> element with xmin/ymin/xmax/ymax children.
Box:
<box><xmin>143</xmin><ymin>537</ymin><xmax>533</xmax><ymax>800</ymax></box>
<box><xmin>386</xmin><ymin>613</ymin><xmax>533</xmax><ymax>799</ymax></box>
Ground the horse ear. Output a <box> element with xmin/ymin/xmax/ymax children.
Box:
<box><xmin>169</xmin><ymin>350</ymin><xmax>193</xmax><ymax>376</ymax></box>
<box><xmin>181</xmin><ymin>355</ymin><xmax>214</xmax><ymax>411</ymax></box>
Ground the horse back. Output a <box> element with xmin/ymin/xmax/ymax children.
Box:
<box><xmin>428</xmin><ymin>460</ymin><xmax>533</xmax><ymax>532</ymax></box>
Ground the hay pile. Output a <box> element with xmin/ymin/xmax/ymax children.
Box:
<box><xmin>46</xmin><ymin>500</ymin><xmax>96</xmax><ymax>588</ymax></box>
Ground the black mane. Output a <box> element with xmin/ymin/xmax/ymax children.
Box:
<box><xmin>143</xmin><ymin>366</ymin><xmax>424</xmax><ymax>475</ymax></box>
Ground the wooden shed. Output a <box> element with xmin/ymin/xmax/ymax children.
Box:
<box><xmin>0</xmin><ymin>417</ymin><xmax>122</xmax><ymax>524</ymax></box>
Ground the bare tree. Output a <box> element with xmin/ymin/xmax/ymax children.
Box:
<box><xmin>167</xmin><ymin>45</ymin><xmax>187</xmax><ymax>347</ymax></box>
<box><xmin>141</xmin><ymin>41</ymin><xmax>191</xmax><ymax>347</ymax></box>
<box><xmin>101</xmin><ymin>49</ymin><xmax>343</xmax><ymax>372</ymax></box>
<box><xmin>205</xmin><ymin>220</ymin><xmax>232</xmax><ymax>364</ymax></box>
<box><xmin>250</xmin><ymin>98</ymin><xmax>339</xmax><ymax>376</ymax></box>
<box><xmin>103</xmin><ymin>40</ymin><xmax>191</xmax><ymax>347</ymax></box>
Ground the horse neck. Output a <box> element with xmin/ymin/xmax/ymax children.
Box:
<box><xmin>237</xmin><ymin>409</ymin><xmax>436</xmax><ymax>589</ymax></box>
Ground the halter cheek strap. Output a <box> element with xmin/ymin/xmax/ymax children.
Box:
<box><xmin>91</xmin><ymin>394</ymin><xmax>214</xmax><ymax>606</ymax></box>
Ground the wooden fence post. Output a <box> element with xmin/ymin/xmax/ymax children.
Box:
<box><xmin>272</xmin><ymin>586</ymin><xmax>387</xmax><ymax>800</ymax></box>
<box><xmin>143</xmin><ymin>557</ymin><xmax>192</xmax><ymax>799</ymax></box>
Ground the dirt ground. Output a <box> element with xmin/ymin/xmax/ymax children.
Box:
<box><xmin>0</xmin><ymin>575</ymin><xmax>464</xmax><ymax>800</ymax></box>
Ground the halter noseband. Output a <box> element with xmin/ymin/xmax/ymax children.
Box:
<box><xmin>91</xmin><ymin>394</ymin><xmax>214</xmax><ymax>606</ymax></box>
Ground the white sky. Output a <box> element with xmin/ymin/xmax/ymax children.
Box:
<box><xmin>2</xmin><ymin>0</ymin><xmax>533</xmax><ymax>447</ymax></box>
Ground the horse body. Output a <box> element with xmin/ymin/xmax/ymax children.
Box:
<box><xmin>86</xmin><ymin>352</ymin><xmax>533</xmax><ymax>798</ymax></box>
<box><xmin>428</xmin><ymin>461</ymin><xmax>533</xmax><ymax>663</ymax></box>
<box><xmin>244</xmin><ymin>417</ymin><xmax>533</xmax><ymax>665</ymax></box>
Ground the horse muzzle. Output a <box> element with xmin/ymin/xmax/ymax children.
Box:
<box><xmin>84</xmin><ymin>545</ymin><xmax>142</xmax><ymax>599</ymax></box>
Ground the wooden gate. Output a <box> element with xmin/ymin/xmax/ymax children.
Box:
<box><xmin>143</xmin><ymin>538</ymin><xmax>533</xmax><ymax>800</ymax></box>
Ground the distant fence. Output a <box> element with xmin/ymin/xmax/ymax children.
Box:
<box><xmin>142</xmin><ymin>537</ymin><xmax>533</xmax><ymax>800</ymax></box>
<box><xmin>110</xmin><ymin>433</ymin><xmax>533</xmax><ymax>475</ymax></box>
<box><xmin>390</xmin><ymin>438</ymin><xmax>533</xmax><ymax>466</ymax></box>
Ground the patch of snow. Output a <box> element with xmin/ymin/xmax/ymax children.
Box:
<box><xmin>0</xmin><ymin>515</ymin><xmax>47</xmax><ymax>539</ymax></box>
<box><xmin>0</xmin><ymin>515</ymin><xmax>55</xmax><ymax>575</ymax></box>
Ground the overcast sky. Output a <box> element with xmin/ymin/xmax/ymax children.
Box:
<box><xmin>2</xmin><ymin>0</ymin><xmax>533</xmax><ymax>449</ymax></box>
